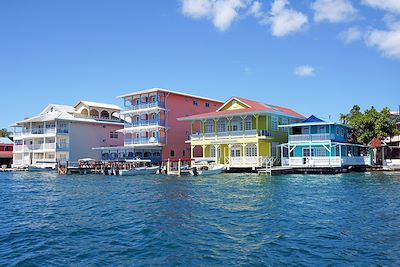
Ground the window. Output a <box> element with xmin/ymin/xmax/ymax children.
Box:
<box><xmin>246</xmin><ymin>144</ymin><xmax>257</xmax><ymax>157</ymax></box>
<box><xmin>193</xmin><ymin>100</ymin><xmax>198</xmax><ymax>106</ymax></box>
<box><xmin>231</xmin><ymin>117</ymin><xmax>242</xmax><ymax>131</ymax></box>
<box><xmin>231</xmin><ymin>145</ymin><xmax>241</xmax><ymax>157</ymax></box>
<box><xmin>182</xmin><ymin>150</ymin><xmax>185</xmax><ymax>157</ymax></box>
<box><xmin>341</xmin><ymin>128</ymin><xmax>344</xmax><ymax>136</ymax></box>
<box><xmin>336</xmin><ymin>127</ymin><xmax>340</xmax><ymax>135</ymax></box>
<box><xmin>170</xmin><ymin>150</ymin><xmax>175</xmax><ymax>157</ymax></box>
<box><xmin>271</xmin><ymin>115</ymin><xmax>278</xmax><ymax>131</ymax></box>
<box><xmin>315</xmin><ymin>147</ymin><xmax>326</xmax><ymax>157</ymax></box>
<box><xmin>151</xmin><ymin>113</ymin><xmax>156</xmax><ymax>121</ymax></box>
<box><xmin>244</xmin><ymin>117</ymin><xmax>252</xmax><ymax>130</ymax></box>
<box><xmin>205</xmin><ymin>102</ymin><xmax>210</xmax><ymax>108</ymax></box>
<box><xmin>271</xmin><ymin>142</ymin><xmax>278</xmax><ymax>157</ymax></box>
<box><xmin>280</xmin><ymin>117</ymin><xmax>288</xmax><ymax>132</ymax></box>
<box><xmin>318</xmin><ymin>126</ymin><xmax>326</xmax><ymax>134</ymax></box>
<box><xmin>110</xmin><ymin>132</ymin><xmax>118</xmax><ymax>138</ymax></box>
<box><xmin>218</xmin><ymin>119</ymin><xmax>226</xmax><ymax>132</ymax></box>
<box><xmin>204</xmin><ymin>120</ymin><xmax>214</xmax><ymax>133</ymax></box>
<box><xmin>302</xmin><ymin>127</ymin><xmax>310</xmax><ymax>134</ymax></box>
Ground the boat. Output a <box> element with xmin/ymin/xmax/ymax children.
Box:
<box><xmin>26</xmin><ymin>160</ymin><xmax>57</xmax><ymax>171</ymax></box>
<box><xmin>117</xmin><ymin>159</ymin><xmax>159</xmax><ymax>176</ymax></box>
<box><xmin>192</xmin><ymin>165</ymin><xmax>225</xmax><ymax>176</ymax></box>
<box><xmin>119</xmin><ymin>166</ymin><xmax>159</xmax><ymax>176</ymax></box>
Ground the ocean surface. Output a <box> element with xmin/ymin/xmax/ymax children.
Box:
<box><xmin>0</xmin><ymin>171</ymin><xmax>400</xmax><ymax>266</ymax></box>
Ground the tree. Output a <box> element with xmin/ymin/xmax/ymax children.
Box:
<box><xmin>0</xmin><ymin>128</ymin><xmax>10</xmax><ymax>137</ymax></box>
<box><xmin>340</xmin><ymin>105</ymin><xmax>398</xmax><ymax>145</ymax></box>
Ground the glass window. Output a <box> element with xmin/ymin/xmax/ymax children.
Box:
<box><xmin>271</xmin><ymin>115</ymin><xmax>278</xmax><ymax>131</ymax></box>
<box><xmin>205</xmin><ymin>102</ymin><xmax>210</xmax><ymax>108</ymax></box>
<box><xmin>246</xmin><ymin>144</ymin><xmax>257</xmax><ymax>157</ymax></box>
<box><xmin>204</xmin><ymin>120</ymin><xmax>214</xmax><ymax>133</ymax></box>
<box><xmin>170</xmin><ymin>150</ymin><xmax>175</xmax><ymax>157</ymax></box>
<box><xmin>244</xmin><ymin>117</ymin><xmax>252</xmax><ymax>130</ymax></box>
<box><xmin>193</xmin><ymin>100</ymin><xmax>198</xmax><ymax>106</ymax></box>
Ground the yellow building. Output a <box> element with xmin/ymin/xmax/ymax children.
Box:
<box><xmin>178</xmin><ymin>97</ymin><xmax>304</xmax><ymax>170</ymax></box>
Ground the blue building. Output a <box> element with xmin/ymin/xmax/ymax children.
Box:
<box><xmin>279</xmin><ymin>115</ymin><xmax>371</xmax><ymax>167</ymax></box>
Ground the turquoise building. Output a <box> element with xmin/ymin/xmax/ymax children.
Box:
<box><xmin>280</xmin><ymin>115</ymin><xmax>371</xmax><ymax>167</ymax></box>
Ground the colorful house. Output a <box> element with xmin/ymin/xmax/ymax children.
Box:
<box><xmin>178</xmin><ymin>97</ymin><xmax>304</xmax><ymax>169</ymax></box>
<box><xmin>280</xmin><ymin>115</ymin><xmax>371</xmax><ymax>167</ymax></box>
<box><xmin>12</xmin><ymin>101</ymin><xmax>124</xmax><ymax>168</ymax></box>
<box><xmin>96</xmin><ymin>88</ymin><xmax>223</xmax><ymax>162</ymax></box>
<box><xmin>0</xmin><ymin>137</ymin><xmax>13</xmax><ymax>168</ymax></box>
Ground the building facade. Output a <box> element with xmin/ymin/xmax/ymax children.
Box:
<box><xmin>178</xmin><ymin>97</ymin><xmax>305</xmax><ymax>169</ymax></box>
<box><xmin>0</xmin><ymin>137</ymin><xmax>13</xmax><ymax>168</ymax></box>
<box><xmin>280</xmin><ymin>115</ymin><xmax>371</xmax><ymax>167</ymax></box>
<box><xmin>12</xmin><ymin>101</ymin><xmax>124</xmax><ymax>168</ymax></box>
<box><xmin>97</xmin><ymin>88</ymin><xmax>223</xmax><ymax>162</ymax></box>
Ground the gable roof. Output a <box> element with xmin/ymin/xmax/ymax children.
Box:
<box><xmin>178</xmin><ymin>96</ymin><xmax>304</xmax><ymax>121</ymax></box>
<box><xmin>302</xmin><ymin>115</ymin><xmax>324</xmax><ymax>123</ymax></box>
<box><xmin>74</xmin><ymin>100</ymin><xmax>121</xmax><ymax>110</ymax></box>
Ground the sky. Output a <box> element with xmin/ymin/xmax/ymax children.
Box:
<box><xmin>1</xmin><ymin>0</ymin><xmax>400</xmax><ymax>129</ymax></box>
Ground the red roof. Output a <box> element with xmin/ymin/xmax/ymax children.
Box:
<box><xmin>179</xmin><ymin>97</ymin><xmax>304</xmax><ymax>120</ymax></box>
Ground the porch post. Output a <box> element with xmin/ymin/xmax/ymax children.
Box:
<box><xmin>214</xmin><ymin>144</ymin><xmax>219</xmax><ymax>164</ymax></box>
<box><xmin>281</xmin><ymin>144</ymin><xmax>283</xmax><ymax>166</ymax></box>
<box><xmin>202</xmin><ymin>145</ymin><xmax>206</xmax><ymax>159</ymax></box>
<box><xmin>214</xmin><ymin>118</ymin><xmax>218</xmax><ymax>137</ymax></box>
<box><xmin>228</xmin><ymin>117</ymin><xmax>232</xmax><ymax>137</ymax></box>
<box><xmin>191</xmin><ymin>145</ymin><xmax>194</xmax><ymax>159</ymax></box>
<box><xmin>241</xmin><ymin>116</ymin><xmax>245</xmax><ymax>136</ymax></box>
<box><xmin>242</xmin><ymin>143</ymin><xmax>246</xmax><ymax>166</ymax></box>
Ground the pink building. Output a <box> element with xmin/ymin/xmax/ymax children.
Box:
<box><xmin>99</xmin><ymin>88</ymin><xmax>223</xmax><ymax>162</ymax></box>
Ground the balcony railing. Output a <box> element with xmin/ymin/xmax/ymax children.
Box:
<box><xmin>191</xmin><ymin>129</ymin><xmax>268</xmax><ymax>140</ymax></box>
<box><xmin>124</xmin><ymin>101</ymin><xmax>166</xmax><ymax>111</ymax></box>
<box><xmin>73</xmin><ymin>113</ymin><xmax>121</xmax><ymax>121</ymax></box>
<box><xmin>13</xmin><ymin>143</ymin><xmax>58</xmax><ymax>151</ymax></box>
<box><xmin>124</xmin><ymin>137</ymin><xmax>166</xmax><ymax>145</ymax></box>
<box><xmin>289</xmin><ymin>133</ymin><xmax>334</xmax><ymax>142</ymax></box>
<box><xmin>281</xmin><ymin>156</ymin><xmax>371</xmax><ymax>167</ymax></box>
<box><xmin>124</xmin><ymin>120</ymin><xmax>166</xmax><ymax>128</ymax></box>
<box><xmin>13</xmin><ymin>128</ymin><xmax>59</xmax><ymax>137</ymax></box>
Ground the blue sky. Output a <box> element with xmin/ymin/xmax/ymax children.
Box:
<box><xmin>1</xmin><ymin>0</ymin><xmax>400</xmax><ymax>129</ymax></box>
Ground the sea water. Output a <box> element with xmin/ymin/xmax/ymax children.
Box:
<box><xmin>0</xmin><ymin>171</ymin><xmax>399</xmax><ymax>266</ymax></box>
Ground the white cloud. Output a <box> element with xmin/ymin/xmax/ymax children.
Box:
<box><xmin>339</xmin><ymin>27</ymin><xmax>362</xmax><ymax>43</ymax></box>
<box><xmin>362</xmin><ymin>0</ymin><xmax>400</xmax><ymax>14</ymax></box>
<box><xmin>248</xmin><ymin>1</ymin><xmax>263</xmax><ymax>18</ymax></box>
<box><xmin>181</xmin><ymin>0</ymin><xmax>248</xmax><ymax>31</ymax></box>
<box><xmin>312</xmin><ymin>0</ymin><xmax>357</xmax><ymax>23</ymax></box>
<box><xmin>365</xmin><ymin>18</ymin><xmax>400</xmax><ymax>58</ymax></box>
<box><xmin>269</xmin><ymin>0</ymin><xmax>308</xmax><ymax>37</ymax></box>
<box><xmin>294</xmin><ymin>65</ymin><xmax>315</xmax><ymax>77</ymax></box>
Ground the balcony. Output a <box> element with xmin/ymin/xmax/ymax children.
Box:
<box><xmin>124</xmin><ymin>137</ymin><xmax>166</xmax><ymax>146</ymax></box>
<box><xmin>73</xmin><ymin>113</ymin><xmax>121</xmax><ymax>122</ymax></box>
<box><xmin>13</xmin><ymin>143</ymin><xmax>57</xmax><ymax>152</ymax></box>
<box><xmin>289</xmin><ymin>133</ymin><xmax>334</xmax><ymax>142</ymax></box>
<box><xmin>124</xmin><ymin>119</ymin><xmax>166</xmax><ymax>128</ymax></box>
<box><xmin>124</xmin><ymin>101</ymin><xmax>166</xmax><ymax>111</ymax></box>
<box><xmin>190</xmin><ymin>129</ymin><xmax>271</xmax><ymax>140</ymax></box>
<box><xmin>13</xmin><ymin>128</ymin><xmax>65</xmax><ymax>138</ymax></box>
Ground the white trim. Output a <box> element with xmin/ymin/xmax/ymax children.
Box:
<box><xmin>216</xmin><ymin>97</ymin><xmax>251</xmax><ymax>112</ymax></box>
<box><xmin>117</xmin><ymin>88</ymin><xmax>223</xmax><ymax>103</ymax></box>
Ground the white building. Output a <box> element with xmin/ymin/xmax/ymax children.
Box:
<box><xmin>12</xmin><ymin>101</ymin><xmax>124</xmax><ymax>168</ymax></box>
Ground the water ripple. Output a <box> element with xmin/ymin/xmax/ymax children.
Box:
<box><xmin>1</xmin><ymin>172</ymin><xmax>400</xmax><ymax>265</ymax></box>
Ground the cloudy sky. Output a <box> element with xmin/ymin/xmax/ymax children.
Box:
<box><xmin>1</xmin><ymin>0</ymin><xmax>399</xmax><ymax>128</ymax></box>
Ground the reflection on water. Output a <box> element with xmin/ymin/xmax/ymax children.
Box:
<box><xmin>1</xmin><ymin>171</ymin><xmax>400</xmax><ymax>265</ymax></box>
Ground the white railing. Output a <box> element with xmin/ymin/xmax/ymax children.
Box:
<box><xmin>342</xmin><ymin>156</ymin><xmax>371</xmax><ymax>166</ymax></box>
<box><xmin>284</xmin><ymin>156</ymin><xmax>371</xmax><ymax>167</ymax></box>
<box><xmin>13</xmin><ymin>128</ymin><xmax>57</xmax><ymax>137</ymax></box>
<box><xmin>289</xmin><ymin>133</ymin><xmax>334</xmax><ymax>142</ymax></box>
<box><xmin>12</xmin><ymin>159</ymin><xmax>30</xmax><ymax>167</ymax></box>
<box><xmin>225</xmin><ymin>156</ymin><xmax>265</xmax><ymax>167</ymax></box>
<box><xmin>14</xmin><ymin>143</ymin><xmax>57</xmax><ymax>151</ymax></box>
<box><xmin>190</xmin><ymin>130</ymin><xmax>259</xmax><ymax>140</ymax></box>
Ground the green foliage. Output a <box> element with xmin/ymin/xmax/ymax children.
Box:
<box><xmin>0</xmin><ymin>128</ymin><xmax>10</xmax><ymax>137</ymax></box>
<box><xmin>340</xmin><ymin>105</ymin><xmax>398</xmax><ymax>145</ymax></box>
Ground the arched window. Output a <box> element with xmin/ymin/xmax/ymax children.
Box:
<box><xmin>144</xmin><ymin>152</ymin><xmax>151</xmax><ymax>158</ymax></box>
<box><xmin>100</xmin><ymin>110</ymin><xmax>110</xmax><ymax>119</ymax></box>
<box><xmin>81</xmin><ymin>109</ymin><xmax>89</xmax><ymax>116</ymax></box>
<box><xmin>90</xmin><ymin>109</ymin><xmax>99</xmax><ymax>117</ymax></box>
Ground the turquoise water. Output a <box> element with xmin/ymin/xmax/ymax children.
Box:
<box><xmin>1</xmin><ymin>171</ymin><xmax>400</xmax><ymax>266</ymax></box>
